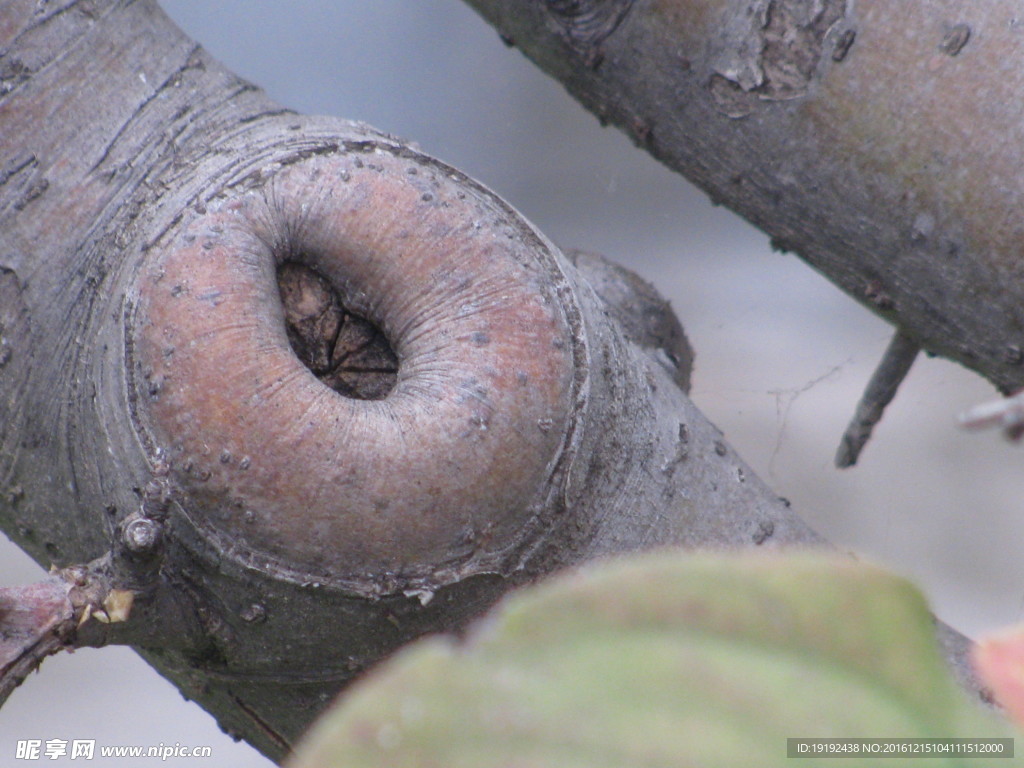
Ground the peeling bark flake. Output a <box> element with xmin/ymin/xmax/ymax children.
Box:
<box><xmin>831</xmin><ymin>28</ymin><xmax>856</xmax><ymax>62</ymax></box>
<box><xmin>708</xmin><ymin>0</ymin><xmax>848</xmax><ymax>117</ymax></box>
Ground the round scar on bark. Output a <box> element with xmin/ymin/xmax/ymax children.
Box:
<box><xmin>131</xmin><ymin>147</ymin><xmax>579</xmax><ymax>589</ymax></box>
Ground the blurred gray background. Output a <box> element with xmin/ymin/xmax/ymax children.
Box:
<box><xmin>3</xmin><ymin>2</ymin><xmax>1023</xmax><ymax>765</ymax></box>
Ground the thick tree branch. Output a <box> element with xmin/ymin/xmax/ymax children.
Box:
<box><xmin>460</xmin><ymin>0</ymin><xmax>1024</xmax><ymax>395</ymax></box>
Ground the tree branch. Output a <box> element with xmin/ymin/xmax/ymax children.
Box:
<box><xmin>459</xmin><ymin>0</ymin><xmax>1024</xmax><ymax>394</ymax></box>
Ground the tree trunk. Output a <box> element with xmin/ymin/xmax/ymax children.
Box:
<box><xmin>0</xmin><ymin>0</ymin><xmax>866</xmax><ymax>761</ymax></box>
<box><xmin>460</xmin><ymin>0</ymin><xmax>1024</xmax><ymax>393</ymax></box>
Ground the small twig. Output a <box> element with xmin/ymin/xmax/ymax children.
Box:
<box><xmin>958</xmin><ymin>389</ymin><xmax>1024</xmax><ymax>441</ymax></box>
<box><xmin>835</xmin><ymin>330</ymin><xmax>920</xmax><ymax>468</ymax></box>
<box><xmin>0</xmin><ymin>557</ymin><xmax>154</xmax><ymax>709</ymax></box>
<box><xmin>0</xmin><ymin>509</ymin><xmax>176</xmax><ymax>710</ymax></box>
<box><xmin>0</xmin><ymin>579</ymin><xmax>76</xmax><ymax>708</ymax></box>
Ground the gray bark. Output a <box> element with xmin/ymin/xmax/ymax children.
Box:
<box><xmin>461</xmin><ymin>0</ymin><xmax>1024</xmax><ymax>393</ymax></box>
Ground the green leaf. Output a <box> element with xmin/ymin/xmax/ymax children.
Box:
<box><xmin>289</xmin><ymin>553</ymin><xmax>1019</xmax><ymax>767</ymax></box>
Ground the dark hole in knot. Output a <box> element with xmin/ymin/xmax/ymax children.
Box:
<box><xmin>276</xmin><ymin>261</ymin><xmax>397</xmax><ymax>400</ymax></box>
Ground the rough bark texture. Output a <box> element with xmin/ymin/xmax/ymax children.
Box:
<box><xmin>0</xmin><ymin>0</ymin><xmax>860</xmax><ymax>762</ymax></box>
<box><xmin>461</xmin><ymin>0</ymin><xmax>1024</xmax><ymax>394</ymax></box>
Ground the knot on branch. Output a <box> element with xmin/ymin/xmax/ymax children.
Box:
<box><xmin>544</xmin><ymin>0</ymin><xmax>634</xmax><ymax>53</ymax></box>
<box><xmin>130</xmin><ymin>141</ymin><xmax>586</xmax><ymax>595</ymax></box>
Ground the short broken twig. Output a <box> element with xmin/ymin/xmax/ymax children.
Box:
<box><xmin>835</xmin><ymin>330</ymin><xmax>920</xmax><ymax>468</ymax></box>
<box><xmin>0</xmin><ymin>579</ymin><xmax>76</xmax><ymax>708</ymax></box>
